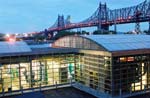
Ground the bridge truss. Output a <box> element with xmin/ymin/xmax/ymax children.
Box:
<box><xmin>48</xmin><ymin>0</ymin><xmax>150</xmax><ymax>34</ymax></box>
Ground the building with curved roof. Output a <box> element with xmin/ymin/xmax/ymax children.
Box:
<box><xmin>53</xmin><ymin>35</ymin><xmax>150</xmax><ymax>53</ymax></box>
<box><xmin>0</xmin><ymin>35</ymin><xmax>150</xmax><ymax>98</ymax></box>
<box><xmin>53</xmin><ymin>35</ymin><xmax>150</xmax><ymax>98</ymax></box>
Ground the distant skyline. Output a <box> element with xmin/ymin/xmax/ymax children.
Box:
<box><xmin>0</xmin><ymin>0</ymin><xmax>148</xmax><ymax>34</ymax></box>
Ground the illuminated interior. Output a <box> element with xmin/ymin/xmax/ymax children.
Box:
<box><xmin>75</xmin><ymin>54</ymin><xmax>112</xmax><ymax>93</ymax></box>
<box><xmin>0</xmin><ymin>54</ymin><xmax>76</xmax><ymax>92</ymax></box>
<box><xmin>1</xmin><ymin>35</ymin><xmax>150</xmax><ymax>98</ymax></box>
<box><xmin>113</xmin><ymin>55</ymin><xmax>150</xmax><ymax>96</ymax></box>
<box><xmin>52</xmin><ymin>35</ymin><xmax>150</xmax><ymax>97</ymax></box>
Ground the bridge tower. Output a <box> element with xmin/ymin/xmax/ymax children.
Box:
<box><xmin>135</xmin><ymin>22</ymin><xmax>141</xmax><ymax>34</ymax></box>
<box><xmin>98</xmin><ymin>2</ymin><xmax>108</xmax><ymax>33</ymax></box>
<box><xmin>66</xmin><ymin>15</ymin><xmax>71</xmax><ymax>24</ymax></box>
<box><xmin>57</xmin><ymin>15</ymin><xmax>65</xmax><ymax>28</ymax></box>
<box><xmin>135</xmin><ymin>11</ymin><xmax>142</xmax><ymax>34</ymax></box>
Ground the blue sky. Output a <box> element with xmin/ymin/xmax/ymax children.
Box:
<box><xmin>0</xmin><ymin>0</ymin><xmax>148</xmax><ymax>34</ymax></box>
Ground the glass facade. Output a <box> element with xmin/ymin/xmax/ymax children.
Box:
<box><xmin>75</xmin><ymin>53</ymin><xmax>112</xmax><ymax>94</ymax></box>
<box><xmin>1</xmin><ymin>52</ymin><xmax>150</xmax><ymax>97</ymax></box>
<box><xmin>112</xmin><ymin>55</ymin><xmax>150</xmax><ymax>96</ymax></box>
<box><xmin>1</xmin><ymin>35</ymin><xmax>150</xmax><ymax>98</ymax></box>
<box><xmin>0</xmin><ymin>54</ymin><xmax>76</xmax><ymax>93</ymax></box>
<box><xmin>74</xmin><ymin>53</ymin><xmax>150</xmax><ymax>97</ymax></box>
<box><xmin>53</xmin><ymin>35</ymin><xmax>150</xmax><ymax>97</ymax></box>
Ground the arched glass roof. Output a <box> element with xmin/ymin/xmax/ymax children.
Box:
<box><xmin>83</xmin><ymin>35</ymin><xmax>150</xmax><ymax>51</ymax></box>
<box><xmin>52</xmin><ymin>35</ymin><xmax>106</xmax><ymax>50</ymax></box>
<box><xmin>53</xmin><ymin>35</ymin><xmax>150</xmax><ymax>52</ymax></box>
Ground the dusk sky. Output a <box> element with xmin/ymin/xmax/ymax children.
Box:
<box><xmin>0</xmin><ymin>0</ymin><xmax>148</xmax><ymax>34</ymax></box>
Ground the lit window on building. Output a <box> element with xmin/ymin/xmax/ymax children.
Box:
<box><xmin>119</xmin><ymin>57</ymin><xmax>126</xmax><ymax>62</ymax></box>
<box><xmin>127</xmin><ymin>57</ymin><xmax>134</xmax><ymax>62</ymax></box>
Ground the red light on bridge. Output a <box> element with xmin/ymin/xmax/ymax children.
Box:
<box><xmin>88</xmin><ymin>23</ymin><xmax>91</xmax><ymax>26</ymax></box>
<box><xmin>128</xmin><ymin>16</ymin><xmax>132</xmax><ymax>19</ymax></box>
<box><xmin>106</xmin><ymin>21</ymin><xmax>109</xmax><ymax>24</ymax></box>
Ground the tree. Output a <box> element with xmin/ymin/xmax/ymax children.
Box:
<box><xmin>53</xmin><ymin>31</ymin><xmax>76</xmax><ymax>40</ymax></box>
<box><xmin>93</xmin><ymin>30</ymin><xmax>117</xmax><ymax>35</ymax></box>
<box><xmin>33</xmin><ymin>34</ymin><xmax>45</xmax><ymax>41</ymax></box>
<box><xmin>0</xmin><ymin>33</ymin><xmax>4</xmax><ymax>38</ymax></box>
<box><xmin>93</xmin><ymin>30</ymin><xmax>100</xmax><ymax>35</ymax></box>
<box><xmin>0</xmin><ymin>33</ymin><xmax>5</xmax><ymax>41</ymax></box>
<box><xmin>143</xmin><ymin>30</ymin><xmax>150</xmax><ymax>35</ymax></box>
<box><xmin>81</xmin><ymin>30</ymin><xmax>89</xmax><ymax>35</ymax></box>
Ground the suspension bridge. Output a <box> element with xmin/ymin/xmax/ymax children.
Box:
<box><xmin>47</xmin><ymin>0</ymin><xmax>150</xmax><ymax>34</ymax></box>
